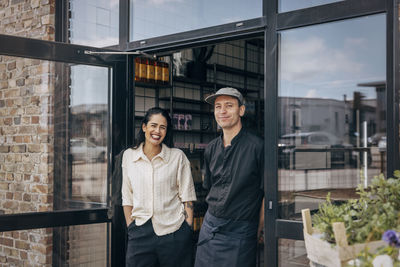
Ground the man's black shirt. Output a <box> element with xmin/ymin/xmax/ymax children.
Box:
<box><xmin>203</xmin><ymin>128</ymin><xmax>264</xmax><ymax>222</ymax></box>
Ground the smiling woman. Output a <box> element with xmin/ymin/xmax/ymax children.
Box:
<box><xmin>121</xmin><ymin>107</ymin><xmax>197</xmax><ymax>267</ymax></box>
<box><xmin>142</xmin><ymin>114</ymin><xmax>168</xmax><ymax>150</ymax></box>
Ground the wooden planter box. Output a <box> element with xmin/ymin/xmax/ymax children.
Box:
<box><xmin>302</xmin><ymin>209</ymin><xmax>386</xmax><ymax>267</ymax></box>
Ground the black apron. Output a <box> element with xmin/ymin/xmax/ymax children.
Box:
<box><xmin>194</xmin><ymin>211</ymin><xmax>258</xmax><ymax>267</ymax></box>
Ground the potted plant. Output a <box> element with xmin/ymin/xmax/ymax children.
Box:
<box><xmin>302</xmin><ymin>172</ymin><xmax>400</xmax><ymax>267</ymax></box>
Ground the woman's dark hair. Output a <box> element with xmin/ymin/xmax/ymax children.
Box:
<box><xmin>133</xmin><ymin>107</ymin><xmax>173</xmax><ymax>148</ymax></box>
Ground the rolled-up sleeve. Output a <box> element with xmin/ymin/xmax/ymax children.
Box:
<box><xmin>177</xmin><ymin>154</ymin><xmax>197</xmax><ymax>202</ymax></box>
<box><xmin>121</xmin><ymin>150</ymin><xmax>133</xmax><ymax>206</ymax></box>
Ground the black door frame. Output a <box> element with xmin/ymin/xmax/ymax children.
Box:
<box><xmin>264</xmin><ymin>0</ymin><xmax>399</xmax><ymax>266</ymax></box>
<box><xmin>0</xmin><ymin>33</ymin><xmax>129</xmax><ymax>267</ymax></box>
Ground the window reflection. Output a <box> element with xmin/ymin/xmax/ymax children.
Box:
<box><xmin>0</xmin><ymin>57</ymin><xmax>109</xmax><ymax>215</ymax></box>
<box><xmin>68</xmin><ymin>65</ymin><xmax>108</xmax><ymax>205</ymax></box>
<box><xmin>130</xmin><ymin>0</ymin><xmax>262</xmax><ymax>41</ymax></box>
<box><xmin>278</xmin><ymin>14</ymin><xmax>386</xmax><ymax>220</ymax></box>
<box><xmin>279</xmin><ymin>239</ymin><xmax>309</xmax><ymax>267</ymax></box>
<box><xmin>69</xmin><ymin>0</ymin><xmax>119</xmax><ymax>47</ymax></box>
<box><xmin>279</xmin><ymin>0</ymin><xmax>344</xmax><ymax>13</ymax></box>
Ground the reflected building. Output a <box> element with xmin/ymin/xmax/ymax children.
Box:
<box><xmin>279</xmin><ymin>96</ymin><xmax>352</xmax><ymax>143</ymax></box>
<box><xmin>70</xmin><ymin>104</ymin><xmax>108</xmax><ymax>146</ymax></box>
<box><xmin>358</xmin><ymin>81</ymin><xmax>386</xmax><ymax>135</ymax></box>
<box><xmin>279</xmin><ymin>93</ymin><xmax>382</xmax><ymax>146</ymax></box>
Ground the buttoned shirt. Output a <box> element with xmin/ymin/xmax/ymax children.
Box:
<box><xmin>203</xmin><ymin>128</ymin><xmax>264</xmax><ymax>222</ymax></box>
<box><xmin>122</xmin><ymin>143</ymin><xmax>197</xmax><ymax>236</ymax></box>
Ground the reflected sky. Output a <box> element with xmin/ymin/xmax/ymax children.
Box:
<box><xmin>70</xmin><ymin>65</ymin><xmax>108</xmax><ymax>106</ymax></box>
<box><xmin>279</xmin><ymin>14</ymin><xmax>386</xmax><ymax>100</ymax></box>
<box><xmin>279</xmin><ymin>0</ymin><xmax>343</xmax><ymax>12</ymax></box>
<box><xmin>69</xmin><ymin>0</ymin><xmax>119</xmax><ymax>47</ymax></box>
<box><xmin>130</xmin><ymin>0</ymin><xmax>262</xmax><ymax>41</ymax></box>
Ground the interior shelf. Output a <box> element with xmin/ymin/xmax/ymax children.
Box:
<box><xmin>206</xmin><ymin>63</ymin><xmax>263</xmax><ymax>79</ymax></box>
<box><xmin>173</xmin><ymin>76</ymin><xmax>260</xmax><ymax>94</ymax></box>
<box><xmin>134</xmin><ymin>81</ymin><xmax>171</xmax><ymax>88</ymax></box>
<box><xmin>172</xmin><ymin>108</ymin><xmax>213</xmax><ymax>115</ymax></box>
<box><xmin>159</xmin><ymin>96</ymin><xmax>204</xmax><ymax>105</ymax></box>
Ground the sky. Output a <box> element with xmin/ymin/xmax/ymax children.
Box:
<box><xmin>279</xmin><ymin>13</ymin><xmax>386</xmax><ymax>101</ymax></box>
<box><xmin>279</xmin><ymin>0</ymin><xmax>344</xmax><ymax>12</ymax></box>
<box><xmin>70</xmin><ymin>65</ymin><xmax>109</xmax><ymax>106</ymax></box>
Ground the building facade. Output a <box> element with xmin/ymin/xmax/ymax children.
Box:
<box><xmin>0</xmin><ymin>0</ymin><xmax>399</xmax><ymax>266</ymax></box>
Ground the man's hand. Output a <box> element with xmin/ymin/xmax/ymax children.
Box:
<box><xmin>257</xmin><ymin>227</ymin><xmax>264</xmax><ymax>244</ymax></box>
<box><xmin>257</xmin><ymin>198</ymin><xmax>265</xmax><ymax>244</ymax></box>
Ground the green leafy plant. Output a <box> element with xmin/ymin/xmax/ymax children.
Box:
<box><xmin>313</xmin><ymin>172</ymin><xmax>400</xmax><ymax>245</ymax></box>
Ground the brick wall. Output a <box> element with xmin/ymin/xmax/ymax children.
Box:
<box><xmin>0</xmin><ymin>0</ymin><xmax>55</xmax><ymax>266</ymax></box>
<box><xmin>0</xmin><ymin>0</ymin><xmax>55</xmax><ymax>40</ymax></box>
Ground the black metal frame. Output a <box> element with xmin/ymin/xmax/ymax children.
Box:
<box><xmin>264</xmin><ymin>0</ymin><xmax>278</xmax><ymax>265</ymax></box>
<box><xmin>0</xmin><ymin>209</ymin><xmax>109</xmax><ymax>232</ymax></box>
<box><xmin>0</xmin><ymin>0</ymin><xmax>399</xmax><ymax>267</ymax></box>
<box><xmin>386</xmin><ymin>0</ymin><xmax>400</xmax><ymax>176</ymax></box>
<box><xmin>119</xmin><ymin>0</ymin><xmax>130</xmax><ymax>50</ymax></box>
<box><xmin>0</xmin><ymin>14</ymin><xmax>129</xmax><ymax>267</ymax></box>
<box><xmin>127</xmin><ymin>18</ymin><xmax>266</xmax><ymax>52</ymax></box>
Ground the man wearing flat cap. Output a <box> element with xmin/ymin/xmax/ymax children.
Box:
<box><xmin>194</xmin><ymin>87</ymin><xmax>264</xmax><ymax>267</ymax></box>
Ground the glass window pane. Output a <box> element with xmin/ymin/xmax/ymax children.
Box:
<box><xmin>279</xmin><ymin>0</ymin><xmax>344</xmax><ymax>13</ymax></box>
<box><xmin>69</xmin><ymin>0</ymin><xmax>119</xmax><ymax>47</ymax></box>
<box><xmin>0</xmin><ymin>56</ymin><xmax>109</xmax><ymax>214</ymax></box>
<box><xmin>278</xmin><ymin>14</ymin><xmax>386</xmax><ymax>220</ymax></box>
<box><xmin>129</xmin><ymin>0</ymin><xmax>262</xmax><ymax>41</ymax></box>
<box><xmin>279</xmin><ymin>239</ymin><xmax>309</xmax><ymax>267</ymax></box>
<box><xmin>68</xmin><ymin>65</ymin><xmax>109</xmax><ymax>206</ymax></box>
<box><xmin>0</xmin><ymin>223</ymin><xmax>108</xmax><ymax>266</ymax></box>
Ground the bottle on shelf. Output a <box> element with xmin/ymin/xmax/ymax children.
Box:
<box><xmin>139</xmin><ymin>57</ymin><xmax>147</xmax><ymax>83</ymax></box>
<box><xmin>147</xmin><ymin>58</ymin><xmax>155</xmax><ymax>84</ymax></box>
<box><xmin>161</xmin><ymin>62</ymin><xmax>170</xmax><ymax>85</ymax></box>
<box><xmin>155</xmin><ymin>60</ymin><xmax>162</xmax><ymax>84</ymax></box>
<box><xmin>134</xmin><ymin>57</ymin><xmax>140</xmax><ymax>82</ymax></box>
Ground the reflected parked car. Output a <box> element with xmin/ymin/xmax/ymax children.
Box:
<box><xmin>368</xmin><ymin>132</ymin><xmax>385</xmax><ymax>146</ymax></box>
<box><xmin>279</xmin><ymin>131</ymin><xmax>370</xmax><ymax>169</ymax></box>
<box><xmin>70</xmin><ymin>138</ymin><xmax>107</xmax><ymax>163</ymax></box>
<box><xmin>279</xmin><ymin>131</ymin><xmax>341</xmax><ymax>146</ymax></box>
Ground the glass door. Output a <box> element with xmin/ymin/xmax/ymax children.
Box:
<box><xmin>0</xmin><ymin>34</ymin><xmax>128</xmax><ymax>267</ymax></box>
<box><xmin>277</xmin><ymin>14</ymin><xmax>386</xmax><ymax>267</ymax></box>
<box><xmin>265</xmin><ymin>0</ymin><xmax>396</xmax><ymax>266</ymax></box>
